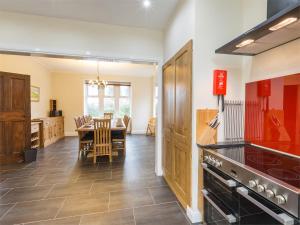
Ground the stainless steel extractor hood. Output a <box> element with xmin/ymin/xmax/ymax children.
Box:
<box><xmin>215</xmin><ymin>1</ymin><xmax>300</xmax><ymax>56</ymax></box>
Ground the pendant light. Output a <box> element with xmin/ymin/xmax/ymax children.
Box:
<box><xmin>88</xmin><ymin>61</ymin><xmax>108</xmax><ymax>88</ymax></box>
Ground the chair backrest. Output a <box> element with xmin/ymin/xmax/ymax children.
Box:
<box><xmin>104</xmin><ymin>112</ymin><xmax>113</xmax><ymax>119</ymax></box>
<box><xmin>149</xmin><ymin>117</ymin><xmax>156</xmax><ymax>127</ymax></box>
<box><xmin>74</xmin><ymin>117</ymin><xmax>82</xmax><ymax>129</ymax></box>
<box><xmin>123</xmin><ymin>115</ymin><xmax>130</xmax><ymax>129</ymax></box>
<box><xmin>79</xmin><ymin>116</ymin><xmax>86</xmax><ymax>125</ymax></box>
<box><xmin>94</xmin><ymin>119</ymin><xmax>111</xmax><ymax>148</ymax></box>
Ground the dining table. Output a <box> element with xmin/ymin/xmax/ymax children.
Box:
<box><xmin>76</xmin><ymin>118</ymin><xmax>127</xmax><ymax>156</ymax></box>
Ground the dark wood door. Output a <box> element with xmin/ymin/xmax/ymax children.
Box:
<box><xmin>163</xmin><ymin>40</ymin><xmax>192</xmax><ymax>208</ymax></box>
<box><xmin>0</xmin><ymin>72</ymin><xmax>31</xmax><ymax>164</ymax></box>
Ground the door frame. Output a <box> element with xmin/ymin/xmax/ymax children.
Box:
<box><xmin>0</xmin><ymin>50</ymin><xmax>165</xmax><ymax>175</ymax></box>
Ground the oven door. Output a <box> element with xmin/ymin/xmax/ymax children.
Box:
<box><xmin>237</xmin><ymin>187</ymin><xmax>298</xmax><ymax>225</ymax></box>
<box><xmin>202</xmin><ymin>163</ymin><xmax>239</xmax><ymax>224</ymax></box>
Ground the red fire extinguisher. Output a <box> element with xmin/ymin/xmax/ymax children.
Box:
<box><xmin>213</xmin><ymin>70</ymin><xmax>227</xmax><ymax>112</ymax></box>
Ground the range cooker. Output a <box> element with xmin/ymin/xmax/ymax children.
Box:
<box><xmin>201</xmin><ymin>143</ymin><xmax>300</xmax><ymax>225</ymax></box>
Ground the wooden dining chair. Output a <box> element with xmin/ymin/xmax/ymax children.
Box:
<box><xmin>123</xmin><ymin>115</ymin><xmax>131</xmax><ymax>134</ymax></box>
<box><xmin>146</xmin><ymin>117</ymin><xmax>156</xmax><ymax>136</ymax></box>
<box><xmin>74</xmin><ymin>117</ymin><xmax>93</xmax><ymax>159</ymax></box>
<box><xmin>93</xmin><ymin>119</ymin><xmax>112</xmax><ymax>164</ymax></box>
<box><xmin>104</xmin><ymin>112</ymin><xmax>113</xmax><ymax>119</ymax></box>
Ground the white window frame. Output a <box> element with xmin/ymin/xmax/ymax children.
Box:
<box><xmin>84</xmin><ymin>83</ymin><xmax>131</xmax><ymax>117</ymax></box>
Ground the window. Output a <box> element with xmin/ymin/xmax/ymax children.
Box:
<box><xmin>84</xmin><ymin>83</ymin><xmax>131</xmax><ymax>117</ymax></box>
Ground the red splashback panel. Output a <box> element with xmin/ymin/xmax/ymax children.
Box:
<box><xmin>245</xmin><ymin>73</ymin><xmax>300</xmax><ymax>156</ymax></box>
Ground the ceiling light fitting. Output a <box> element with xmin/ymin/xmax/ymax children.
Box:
<box><xmin>269</xmin><ymin>17</ymin><xmax>298</xmax><ymax>31</ymax></box>
<box><xmin>236</xmin><ymin>39</ymin><xmax>255</xmax><ymax>48</ymax></box>
<box><xmin>143</xmin><ymin>0</ymin><xmax>151</xmax><ymax>8</ymax></box>
<box><xmin>88</xmin><ymin>62</ymin><xmax>108</xmax><ymax>88</ymax></box>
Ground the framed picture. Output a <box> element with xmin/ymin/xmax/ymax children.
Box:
<box><xmin>31</xmin><ymin>86</ymin><xmax>40</xmax><ymax>102</ymax></box>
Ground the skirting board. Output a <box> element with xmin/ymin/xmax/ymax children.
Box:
<box><xmin>186</xmin><ymin>206</ymin><xmax>202</xmax><ymax>223</ymax></box>
<box><xmin>131</xmin><ymin>130</ymin><xmax>146</xmax><ymax>134</ymax></box>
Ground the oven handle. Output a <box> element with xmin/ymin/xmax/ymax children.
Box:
<box><xmin>237</xmin><ymin>187</ymin><xmax>294</xmax><ymax>225</ymax></box>
<box><xmin>202</xmin><ymin>163</ymin><xmax>237</xmax><ymax>187</ymax></box>
<box><xmin>202</xmin><ymin>189</ymin><xmax>237</xmax><ymax>224</ymax></box>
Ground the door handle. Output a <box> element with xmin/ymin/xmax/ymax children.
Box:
<box><xmin>202</xmin><ymin>189</ymin><xmax>237</xmax><ymax>224</ymax></box>
<box><xmin>202</xmin><ymin>163</ymin><xmax>237</xmax><ymax>187</ymax></box>
<box><xmin>237</xmin><ymin>187</ymin><xmax>294</xmax><ymax>225</ymax></box>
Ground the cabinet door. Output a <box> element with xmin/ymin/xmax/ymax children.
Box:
<box><xmin>0</xmin><ymin>72</ymin><xmax>31</xmax><ymax>163</ymax></box>
<box><xmin>173</xmin><ymin>41</ymin><xmax>192</xmax><ymax>206</ymax></box>
<box><xmin>163</xmin><ymin>62</ymin><xmax>175</xmax><ymax>182</ymax></box>
<box><xmin>162</xmin><ymin>41</ymin><xmax>193</xmax><ymax>208</ymax></box>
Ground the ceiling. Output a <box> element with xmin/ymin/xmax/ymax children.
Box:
<box><xmin>33</xmin><ymin>57</ymin><xmax>156</xmax><ymax>77</ymax></box>
<box><xmin>0</xmin><ymin>0</ymin><xmax>179</xmax><ymax>30</ymax></box>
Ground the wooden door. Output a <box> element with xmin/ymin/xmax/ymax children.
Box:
<box><xmin>0</xmin><ymin>72</ymin><xmax>31</xmax><ymax>163</ymax></box>
<box><xmin>163</xmin><ymin>62</ymin><xmax>175</xmax><ymax>182</ymax></box>
<box><xmin>162</xmin><ymin>40</ymin><xmax>193</xmax><ymax>208</ymax></box>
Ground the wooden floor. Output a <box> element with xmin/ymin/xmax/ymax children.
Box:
<box><xmin>0</xmin><ymin>135</ymin><xmax>192</xmax><ymax>225</ymax></box>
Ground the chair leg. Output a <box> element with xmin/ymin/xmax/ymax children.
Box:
<box><xmin>93</xmin><ymin>148</ymin><xmax>97</xmax><ymax>164</ymax></box>
<box><xmin>78</xmin><ymin>143</ymin><xmax>81</xmax><ymax>160</ymax></box>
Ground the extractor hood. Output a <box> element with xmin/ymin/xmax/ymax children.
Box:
<box><xmin>215</xmin><ymin>1</ymin><xmax>300</xmax><ymax>56</ymax></box>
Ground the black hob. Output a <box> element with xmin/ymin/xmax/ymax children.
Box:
<box><xmin>213</xmin><ymin>144</ymin><xmax>300</xmax><ymax>189</ymax></box>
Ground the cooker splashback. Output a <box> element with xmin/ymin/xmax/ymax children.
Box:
<box><xmin>245</xmin><ymin>73</ymin><xmax>300</xmax><ymax>156</ymax></box>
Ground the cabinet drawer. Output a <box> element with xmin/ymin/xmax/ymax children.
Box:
<box><xmin>31</xmin><ymin>124</ymin><xmax>39</xmax><ymax>134</ymax></box>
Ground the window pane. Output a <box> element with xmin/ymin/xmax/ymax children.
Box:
<box><xmin>86</xmin><ymin>97</ymin><xmax>100</xmax><ymax>117</ymax></box>
<box><xmin>104</xmin><ymin>98</ymin><xmax>115</xmax><ymax>113</ymax></box>
<box><xmin>119</xmin><ymin>98</ymin><xmax>130</xmax><ymax>117</ymax></box>
<box><xmin>105</xmin><ymin>85</ymin><xmax>114</xmax><ymax>96</ymax></box>
<box><xmin>120</xmin><ymin>86</ymin><xmax>130</xmax><ymax>97</ymax></box>
<box><xmin>87</xmin><ymin>85</ymin><xmax>98</xmax><ymax>96</ymax></box>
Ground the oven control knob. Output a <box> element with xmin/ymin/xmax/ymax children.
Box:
<box><xmin>266</xmin><ymin>189</ymin><xmax>275</xmax><ymax>199</ymax></box>
<box><xmin>204</xmin><ymin>156</ymin><xmax>209</xmax><ymax>162</ymax></box>
<box><xmin>249</xmin><ymin>180</ymin><xmax>257</xmax><ymax>188</ymax></box>
<box><xmin>275</xmin><ymin>195</ymin><xmax>286</xmax><ymax>205</ymax></box>
<box><xmin>257</xmin><ymin>185</ymin><xmax>266</xmax><ymax>193</ymax></box>
<box><xmin>211</xmin><ymin>158</ymin><xmax>217</xmax><ymax>165</ymax></box>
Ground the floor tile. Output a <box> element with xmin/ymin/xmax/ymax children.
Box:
<box><xmin>37</xmin><ymin>173</ymin><xmax>78</xmax><ymax>185</ymax></box>
<box><xmin>80</xmin><ymin>209</ymin><xmax>135</xmax><ymax>225</ymax></box>
<box><xmin>0</xmin><ymin>204</ymin><xmax>14</xmax><ymax>218</ymax></box>
<box><xmin>0</xmin><ymin>185</ymin><xmax>52</xmax><ymax>204</ymax></box>
<box><xmin>109</xmin><ymin>189</ymin><xmax>153</xmax><ymax>210</ymax></box>
<box><xmin>0</xmin><ymin>176</ymin><xmax>43</xmax><ymax>188</ymax></box>
<box><xmin>46</xmin><ymin>182</ymin><xmax>93</xmax><ymax>198</ymax></box>
<box><xmin>0</xmin><ymin>198</ymin><xmax>65</xmax><ymax>225</ymax></box>
<box><xmin>134</xmin><ymin>202</ymin><xmax>190</xmax><ymax>225</ymax></box>
<box><xmin>25</xmin><ymin>216</ymin><xmax>81</xmax><ymax>225</ymax></box>
<box><xmin>56</xmin><ymin>192</ymin><xmax>109</xmax><ymax>218</ymax></box>
<box><xmin>149</xmin><ymin>186</ymin><xmax>177</xmax><ymax>204</ymax></box>
<box><xmin>0</xmin><ymin>188</ymin><xmax>11</xmax><ymax>198</ymax></box>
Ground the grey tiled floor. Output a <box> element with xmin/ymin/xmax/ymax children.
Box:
<box><xmin>0</xmin><ymin>135</ymin><xmax>192</xmax><ymax>225</ymax></box>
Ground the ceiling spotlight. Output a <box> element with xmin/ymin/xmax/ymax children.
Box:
<box><xmin>236</xmin><ymin>39</ymin><xmax>255</xmax><ymax>48</ymax></box>
<box><xmin>143</xmin><ymin>0</ymin><xmax>151</xmax><ymax>8</ymax></box>
<box><xmin>269</xmin><ymin>17</ymin><xmax>298</xmax><ymax>31</ymax></box>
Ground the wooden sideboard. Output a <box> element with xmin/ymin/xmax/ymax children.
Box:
<box><xmin>33</xmin><ymin>117</ymin><xmax>64</xmax><ymax>148</ymax></box>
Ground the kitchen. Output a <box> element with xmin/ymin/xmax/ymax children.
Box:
<box><xmin>195</xmin><ymin>1</ymin><xmax>300</xmax><ymax>225</ymax></box>
<box><xmin>0</xmin><ymin>0</ymin><xmax>300</xmax><ymax>224</ymax></box>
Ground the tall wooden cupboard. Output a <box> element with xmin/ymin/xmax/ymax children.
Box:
<box><xmin>163</xmin><ymin>40</ymin><xmax>193</xmax><ymax>208</ymax></box>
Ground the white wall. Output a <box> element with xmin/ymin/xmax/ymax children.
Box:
<box><xmin>163</xmin><ymin>0</ymin><xmax>195</xmax><ymax>61</ymax></box>
<box><xmin>0</xmin><ymin>54</ymin><xmax>52</xmax><ymax>118</ymax></box>
<box><xmin>0</xmin><ymin>11</ymin><xmax>163</xmax><ymax>63</ymax></box>
<box><xmin>164</xmin><ymin>0</ymin><xmax>245</xmax><ymax>222</ymax></box>
<box><xmin>51</xmin><ymin>72</ymin><xmax>153</xmax><ymax>136</ymax></box>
